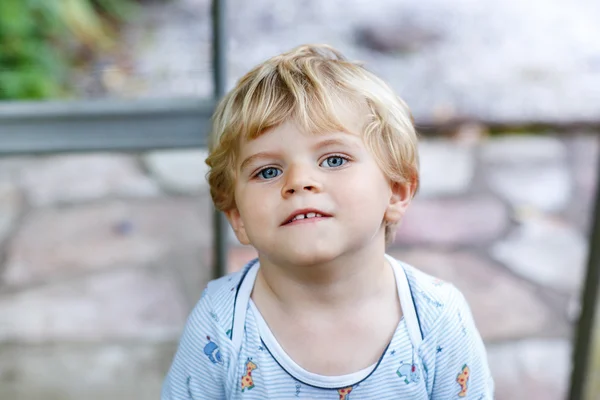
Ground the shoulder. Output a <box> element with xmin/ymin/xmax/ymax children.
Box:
<box><xmin>190</xmin><ymin>258</ymin><xmax>258</xmax><ymax>336</ymax></box>
<box><xmin>163</xmin><ymin>261</ymin><xmax>259</xmax><ymax>398</ymax></box>
<box><xmin>397</xmin><ymin>259</ymin><xmax>472</xmax><ymax>339</ymax></box>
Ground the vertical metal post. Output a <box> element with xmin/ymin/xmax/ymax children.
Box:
<box><xmin>568</xmin><ymin>141</ymin><xmax>600</xmax><ymax>400</ymax></box>
<box><xmin>211</xmin><ymin>0</ymin><xmax>228</xmax><ymax>278</ymax></box>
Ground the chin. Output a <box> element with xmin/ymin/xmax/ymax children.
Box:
<box><xmin>278</xmin><ymin>244</ymin><xmax>345</xmax><ymax>267</ymax></box>
<box><xmin>286</xmin><ymin>253</ymin><xmax>336</xmax><ymax>267</ymax></box>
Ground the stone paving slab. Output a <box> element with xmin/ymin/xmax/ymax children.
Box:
<box><xmin>3</xmin><ymin>197</ymin><xmax>212</xmax><ymax>287</ymax></box>
<box><xmin>480</xmin><ymin>135</ymin><xmax>572</xmax><ymax>212</ymax></box>
<box><xmin>417</xmin><ymin>140</ymin><xmax>474</xmax><ymax>197</ymax></box>
<box><xmin>389</xmin><ymin>250</ymin><xmax>562</xmax><ymax>341</ymax></box>
<box><xmin>485</xmin><ymin>164</ymin><xmax>572</xmax><ymax>213</ymax></box>
<box><xmin>0</xmin><ymin>157</ymin><xmax>33</xmax><ymax>184</ymax></box>
<box><xmin>144</xmin><ymin>149</ymin><xmax>210</xmax><ymax>194</ymax></box>
<box><xmin>0</xmin><ymin>266</ymin><xmax>188</xmax><ymax>343</ymax></box>
<box><xmin>18</xmin><ymin>154</ymin><xmax>160</xmax><ymax>206</ymax></box>
<box><xmin>0</xmin><ymin>182</ymin><xmax>22</xmax><ymax>248</ymax></box>
<box><xmin>0</xmin><ymin>342</ymin><xmax>177</xmax><ymax>400</ymax></box>
<box><xmin>487</xmin><ymin>339</ymin><xmax>571</xmax><ymax>400</ymax></box>
<box><xmin>490</xmin><ymin>213</ymin><xmax>587</xmax><ymax>294</ymax></box>
<box><xmin>394</xmin><ymin>196</ymin><xmax>509</xmax><ymax>246</ymax></box>
<box><xmin>481</xmin><ymin>136</ymin><xmax>567</xmax><ymax>164</ymax></box>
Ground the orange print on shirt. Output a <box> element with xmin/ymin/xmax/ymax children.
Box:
<box><xmin>456</xmin><ymin>364</ymin><xmax>470</xmax><ymax>397</ymax></box>
<box><xmin>338</xmin><ymin>386</ymin><xmax>353</xmax><ymax>400</ymax></box>
<box><xmin>241</xmin><ymin>359</ymin><xmax>257</xmax><ymax>392</ymax></box>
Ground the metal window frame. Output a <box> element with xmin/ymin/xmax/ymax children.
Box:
<box><xmin>0</xmin><ymin>1</ymin><xmax>598</xmax><ymax>397</ymax></box>
<box><xmin>0</xmin><ymin>98</ymin><xmax>214</xmax><ymax>154</ymax></box>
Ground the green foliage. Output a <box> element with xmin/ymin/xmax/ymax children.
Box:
<box><xmin>0</xmin><ymin>0</ymin><xmax>137</xmax><ymax>100</ymax></box>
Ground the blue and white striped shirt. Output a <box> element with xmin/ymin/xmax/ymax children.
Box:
<box><xmin>162</xmin><ymin>255</ymin><xmax>494</xmax><ymax>399</ymax></box>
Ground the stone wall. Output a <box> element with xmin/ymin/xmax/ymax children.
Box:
<box><xmin>0</xmin><ymin>133</ymin><xmax>596</xmax><ymax>399</ymax></box>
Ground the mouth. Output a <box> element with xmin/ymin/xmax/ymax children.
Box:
<box><xmin>281</xmin><ymin>208</ymin><xmax>332</xmax><ymax>226</ymax></box>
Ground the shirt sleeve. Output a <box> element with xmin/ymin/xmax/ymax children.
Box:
<box><xmin>161</xmin><ymin>289</ymin><xmax>229</xmax><ymax>399</ymax></box>
<box><xmin>426</xmin><ymin>286</ymin><xmax>494</xmax><ymax>399</ymax></box>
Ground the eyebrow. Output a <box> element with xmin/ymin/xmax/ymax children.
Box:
<box><xmin>239</xmin><ymin>151</ymin><xmax>280</xmax><ymax>172</ymax></box>
<box><xmin>312</xmin><ymin>137</ymin><xmax>358</xmax><ymax>151</ymax></box>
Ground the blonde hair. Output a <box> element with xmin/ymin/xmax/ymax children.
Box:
<box><xmin>206</xmin><ymin>44</ymin><xmax>419</xmax><ymax>242</ymax></box>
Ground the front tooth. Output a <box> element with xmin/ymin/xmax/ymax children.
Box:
<box><xmin>306</xmin><ymin>212</ymin><xmax>316</xmax><ymax>218</ymax></box>
<box><xmin>316</xmin><ymin>213</ymin><xmax>322</xmax><ymax>217</ymax></box>
<box><xmin>295</xmin><ymin>214</ymin><xmax>305</xmax><ymax>220</ymax></box>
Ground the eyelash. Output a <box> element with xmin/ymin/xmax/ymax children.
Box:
<box><xmin>252</xmin><ymin>154</ymin><xmax>351</xmax><ymax>180</ymax></box>
<box><xmin>319</xmin><ymin>154</ymin><xmax>350</xmax><ymax>168</ymax></box>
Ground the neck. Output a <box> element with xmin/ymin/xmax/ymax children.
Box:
<box><xmin>253</xmin><ymin>235</ymin><xmax>391</xmax><ymax>312</ymax></box>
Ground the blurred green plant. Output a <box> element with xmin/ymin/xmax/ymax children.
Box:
<box><xmin>0</xmin><ymin>0</ymin><xmax>137</xmax><ymax>100</ymax></box>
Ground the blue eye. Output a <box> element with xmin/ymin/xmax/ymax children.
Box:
<box><xmin>257</xmin><ymin>167</ymin><xmax>282</xmax><ymax>180</ymax></box>
<box><xmin>320</xmin><ymin>156</ymin><xmax>347</xmax><ymax>168</ymax></box>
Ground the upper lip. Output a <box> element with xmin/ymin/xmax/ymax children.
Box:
<box><xmin>281</xmin><ymin>208</ymin><xmax>332</xmax><ymax>225</ymax></box>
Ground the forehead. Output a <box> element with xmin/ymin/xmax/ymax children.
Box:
<box><xmin>244</xmin><ymin>120</ymin><xmax>351</xmax><ymax>148</ymax></box>
<box><xmin>240</xmin><ymin>96</ymin><xmax>369</xmax><ymax>148</ymax></box>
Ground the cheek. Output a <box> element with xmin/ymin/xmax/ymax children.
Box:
<box><xmin>345</xmin><ymin>165</ymin><xmax>391</xmax><ymax>207</ymax></box>
<box><xmin>338</xmin><ymin>179</ymin><xmax>390</xmax><ymax>220</ymax></box>
<box><xmin>236</xmin><ymin>186</ymin><xmax>275</xmax><ymax>227</ymax></box>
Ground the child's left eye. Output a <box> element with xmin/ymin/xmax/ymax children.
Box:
<box><xmin>320</xmin><ymin>156</ymin><xmax>347</xmax><ymax>168</ymax></box>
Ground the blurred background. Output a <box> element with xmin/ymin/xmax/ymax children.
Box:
<box><xmin>0</xmin><ymin>0</ymin><xmax>599</xmax><ymax>399</ymax></box>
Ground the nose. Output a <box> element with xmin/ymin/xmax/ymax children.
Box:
<box><xmin>281</xmin><ymin>163</ymin><xmax>322</xmax><ymax>198</ymax></box>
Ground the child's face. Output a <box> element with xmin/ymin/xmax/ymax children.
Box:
<box><xmin>226</xmin><ymin>117</ymin><xmax>410</xmax><ymax>267</ymax></box>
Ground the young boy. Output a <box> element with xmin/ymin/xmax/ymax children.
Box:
<box><xmin>162</xmin><ymin>44</ymin><xmax>494</xmax><ymax>399</ymax></box>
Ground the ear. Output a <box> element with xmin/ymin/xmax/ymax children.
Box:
<box><xmin>384</xmin><ymin>179</ymin><xmax>415</xmax><ymax>225</ymax></box>
<box><xmin>225</xmin><ymin>208</ymin><xmax>251</xmax><ymax>245</ymax></box>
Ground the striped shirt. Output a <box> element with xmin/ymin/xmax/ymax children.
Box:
<box><xmin>162</xmin><ymin>255</ymin><xmax>494</xmax><ymax>399</ymax></box>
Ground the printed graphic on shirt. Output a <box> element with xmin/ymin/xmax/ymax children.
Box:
<box><xmin>396</xmin><ymin>361</ymin><xmax>420</xmax><ymax>384</ymax></box>
<box><xmin>457</xmin><ymin>311</ymin><xmax>468</xmax><ymax>336</ymax></box>
<box><xmin>419</xmin><ymin>290</ymin><xmax>444</xmax><ymax>308</ymax></box>
<box><xmin>337</xmin><ymin>386</ymin><xmax>352</xmax><ymax>399</ymax></box>
<box><xmin>203</xmin><ymin>336</ymin><xmax>223</xmax><ymax>364</ymax></box>
<box><xmin>432</xmin><ymin>278</ymin><xmax>445</xmax><ymax>287</ymax></box>
<box><xmin>209</xmin><ymin>310</ymin><xmax>220</xmax><ymax>322</ymax></box>
<box><xmin>241</xmin><ymin>358</ymin><xmax>257</xmax><ymax>392</ymax></box>
<box><xmin>456</xmin><ymin>364</ymin><xmax>470</xmax><ymax>397</ymax></box>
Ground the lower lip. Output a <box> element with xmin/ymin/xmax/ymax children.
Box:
<box><xmin>283</xmin><ymin>216</ymin><xmax>331</xmax><ymax>226</ymax></box>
